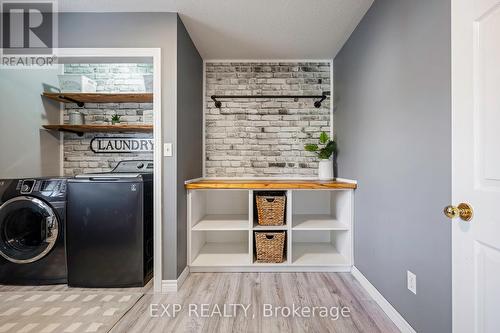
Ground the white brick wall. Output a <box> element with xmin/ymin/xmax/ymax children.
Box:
<box><xmin>205</xmin><ymin>62</ymin><xmax>332</xmax><ymax>177</ymax></box>
<box><xmin>63</xmin><ymin>64</ymin><xmax>153</xmax><ymax>176</ymax></box>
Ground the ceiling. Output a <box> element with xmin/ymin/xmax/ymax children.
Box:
<box><xmin>59</xmin><ymin>0</ymin><xmax>373</xmax><ymax>60</ymax></box>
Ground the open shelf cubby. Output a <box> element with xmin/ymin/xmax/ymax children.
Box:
<box><xmin>187</xmin><ymin>186</ymin><xmax>353</xmax><ymax>271</ymax></box>
<box><xmin>292</xmin><ymin>190</ymin><xmax>351</xmax><ymax>230</ymax></box>
<box><xmin>252</xmin><ymin>190</ymin><xmax>289</xmax><ymax>230</ymax></box>
<box><xmin>292</xmin><ymin>230</ymin><xmax>350</xmax><ymax>266</ymax></box>
<box><xmin>252</xmin><ymin>230</ymin><xmax>288</xmax><ymax>265</ymax></box>
<box><xmin>190</xmin><ymin>189</ymin><xmax>250</xmax><ymax>231</ymax></box>
<box><xmin>191</xmin><ymin>230</ymin><xmax>250</xmax><ymax>267</ymax></box>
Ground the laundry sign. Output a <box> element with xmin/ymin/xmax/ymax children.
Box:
<box><xmin>90</xmin><ymin>137</ymin><xmax>154</xmax><ymax>153</ymax></box>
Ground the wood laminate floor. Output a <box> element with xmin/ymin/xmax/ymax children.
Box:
<box><xmin>115</xmin><ymin>273</ymin><xmax>399</xmax><ymax>333</ymax></box>
<box><xmin>1</xmin><ymin>273</ymin><xmax>399</xmax><ymax>333</ymax></box>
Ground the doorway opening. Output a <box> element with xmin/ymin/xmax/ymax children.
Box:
<box><xmin>54</xmin><ymin>49</ymin><xmax>162</xmax><ymax>292</ymax></box>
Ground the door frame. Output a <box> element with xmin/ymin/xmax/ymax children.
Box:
<box><xmin>55</xmin><ymin>48</ymin><xmax>162</xmax><ymax>292</ymax></box>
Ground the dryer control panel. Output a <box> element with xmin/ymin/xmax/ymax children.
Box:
<box><xmin>20</xmin><ymin>180</ymin><xmax>36</xmax><ymax>194</ymax></box>
<box><xmin>16</xmin><ymin>179</ymin><xmax>66</xmax><ymax>196</ymax></box>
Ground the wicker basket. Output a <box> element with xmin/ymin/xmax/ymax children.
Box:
<box><xmin>255</xmin><ymin>231</ymin><xmax>286</xmax><ymax>263</ymax></box>
<box><xmin>256</xmin><ymin>194</ymin><xmax>286</xmax><ymax>226</ymax></box>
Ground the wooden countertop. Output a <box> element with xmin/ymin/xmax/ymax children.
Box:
<box><xmin>185</xmin><ymin>178</ymin><xmax>357</xmax><ymax>190</ymax></box>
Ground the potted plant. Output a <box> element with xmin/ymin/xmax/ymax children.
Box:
<box><xmin>304</xmin><ymin>131</ymin><xmax>337</xmax><ymax>180</ymax></box>
<box><xmin>110</xmin><ymin>114</ymin><xmax>121</xmax><ymax>125</ymax></box>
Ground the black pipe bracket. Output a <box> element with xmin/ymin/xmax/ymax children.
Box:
<box><xmin>210</xmin><ymin>94</ymin><xmax>328</xmax><ymax>109</ymax></box>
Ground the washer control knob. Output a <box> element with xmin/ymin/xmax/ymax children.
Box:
<box><xmin>137</xmin><ymin>162</ymin><xmax>145</xmax><ymax>170</ymax></box>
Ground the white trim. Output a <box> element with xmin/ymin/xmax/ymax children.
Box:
<box><xmin>187</xmin><ymin>190</ymin><xmax>192</xmax><ymax>266</ymax></box>
<box><xmin>161</xmin><ymin>267</ymin><xmax>190</xmax><ymax>292</ymax></box>
<box><xmin>54</xmin><ymin>48</ymin><xmax>163</xmax><ymax>293</ymax></box>
<box><xmin>329</xmin><ymin>59</ymin><xmax>334</xmax><ymax>138</ymax></box>
<box><xmin>202</xmin><ymin>60</ymin><xmax>207</xmax><ymax>177</ymax></box>
<box><xmin>58</xmin><ymin>63</ymin><xmax>65</xmax><ymax>177</ymax></box>
<box><xmin>56</xmin><ymin>48</ymin><xmax>159</xmax><ymax>57</ymax></box>
<box><xmin>177</xmin><ymin>266</ymin><xmax>190</xmax><ymax>289</ymax></box>
<box><xmin>184</xmin><ymin>177</ymin><xmax>357</xmax><ymax>184</ymax></box>
<box><xmin>189</xmin><ymin>266</ymin><xmax>351</xmax><ymax>273</ymax></box>
<box><xmin>184</xmin><ymin>177</ymin><xmax>206</xmax><ymax>184</ymax></box>
<box><xmin>336</xmin><ymin>177</ymin><xmax>358</xmax><ymax>184</ymax></box>
<box><xmin>151</xmin><ymin>49</ymin><xmax>163</xmax><ymax>294</ymax></box>
<box><xmin>205</xmin><ymin>59</ymin><xmax>333</xmax><ymax>63</ymax></box>
<box><xmin>190</xmin><ymin>176</ymin><xmax>328</xmax><ymax>181</ymax></box>
<box><xmin>352</xmin><ymin>266</ymin><xmax>416</xmax><ymax>333</ymax></box>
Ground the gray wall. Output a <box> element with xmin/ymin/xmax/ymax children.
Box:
<box><xmin>59</xmin><ymin>12</ymin><xmax>202</xmax><ymax>280</ymax></box>
<box><xmin>334</xmin><ymin>1</ymin><xmax>451</xmax><ymax>332</ymax></box>
<box><xmin>176</xmin><ymin>17</ymin><xmax>203</xmax><ymax>277</ymax></box>
<box><xmin>0</xmin><ymin>68</ymin><xmax>61</xmax><ymax>178</ymax></box>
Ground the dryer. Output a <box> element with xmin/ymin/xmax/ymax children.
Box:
<box><xmin>0</xmin><ymin>178</ymin><xmax>67</xmax><ymax>285</ymax></box>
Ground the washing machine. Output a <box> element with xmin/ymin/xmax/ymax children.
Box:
<box><xmin>0</xmin><ymin>178</ymin><xmax>67</xmax><ymax>285</ymax></box>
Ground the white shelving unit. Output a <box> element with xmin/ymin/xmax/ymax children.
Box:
<box><xmin>292</xmin><ymin>243</ymin><xmax>349</xmax><ymax>266</ymax></box>
<box><xmin>187</xmin><ymin>184</ymin><xmax>354</xmax><ymax>272</ymax></box>
<box><xmin>292</xmin><ymin>215</ymin><xmax>348</xmax><ymax>230</ymax></box>
<box><xmin>192</xmin><ymin>215</ymin><xmax>249</xmax><ymax>231</ymax></box>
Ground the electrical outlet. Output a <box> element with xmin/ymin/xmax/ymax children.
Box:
<box><xmin>407</xmin><ymin>270</ymin><xmax>417</xmax><ymax>294</ymax></box>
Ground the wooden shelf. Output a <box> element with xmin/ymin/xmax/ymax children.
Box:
<box><xmin>192</xmin><ymin>215</ymin><xmax>249</xmax><ymax>231</ymax></box>
<box><xmin>292</xmin><ymin>215</ymin><xmax>348</xmax><ymax>230</ymax></box>
<box><xmin>185</xmin><ymin>179</ymin><xmax>357</xmax><ymax>190</ymax></box>
<box><xmin>43</xmin><ymin>124</ymin><xmax>153</xmax><ymax>136</ymax></box>
<box><xmin>42</xmin><ymin>92</ymin><xmax>153</xmax><ymax>106</ymax></box>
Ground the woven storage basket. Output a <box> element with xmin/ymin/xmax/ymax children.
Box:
<box><xmin>255</xmin><ymin>231</ymin><xmax>286</xmax><ymax>263</ymax></box>
<box><xmin>256</xmin><ymin>194</ymin><xmax>286</xmax><ymax>226</ymax></box>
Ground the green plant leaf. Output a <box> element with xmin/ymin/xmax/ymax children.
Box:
<box><xmin>318</xmin><ymin>140</ymin><xmax>337</xmax><ymax>160</ymax></box>
<box><xmin>304</xmin><ymin>143</ymin><xmax>319</xmax><ymax>152</ymax></box>
<box><xmin>317</xmin><ymin>148</ymin><xmax>329</xmax><ymax>159</ymax></box>
<box><xmin>303</xmin><ymin>132</ymin><xmax>338</xmax><ymax>161</ymax></box>
<box><xmin>326</xmin><ymin>140</ymin><xmax>337</xmax><ymax>155</ymax></box>
<box><xmin>319</xmin><ymin>131</ymin><xmax>329</xmax><ymax>144</ymax></box>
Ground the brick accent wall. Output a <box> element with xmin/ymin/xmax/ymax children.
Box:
<box><xmin>63</xmin><ymin>64</ymin><xmax>153</xmax><ymax>176</ymax></box>
<box><xmin>205</xmin><ymin>62</ymin><xmax>331</xmax><ymax>177</ymax></box>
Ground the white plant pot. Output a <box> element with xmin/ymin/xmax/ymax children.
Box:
<box><xmin>318</xmin><ymin>159</ymin><xmax>334</xmax><ymax>180</ymax></box>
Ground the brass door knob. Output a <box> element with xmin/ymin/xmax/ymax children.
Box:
<box><xmin>444</xmin><ymin>203</ymin><xmax>473</xmax><ymax>222</ymax></box>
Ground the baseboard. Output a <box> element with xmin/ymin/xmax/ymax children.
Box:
<box><xmin>189</xmin><ymin>266</ymin><xmax>351</xmax><ymax>273</ymax></box>
<box><xmin>352</xmin><ymin>266</ymin><xmax>416</xmax><ymax>333</ymax></box>
<box><xmin>161</xmin><ymin>266</ymin><xmax>190</xmax><ymax>292</ymax></box>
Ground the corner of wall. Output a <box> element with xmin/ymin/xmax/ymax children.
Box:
<box><xmin>175</xmin><ymin>17</ymin><xmax>204</xmax><ymax>278</ymax></box>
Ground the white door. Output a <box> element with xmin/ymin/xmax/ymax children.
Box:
<box><xmin>452</xmin><ymin>0</ymin><xmax>500</xmax><ymax>332</ymax></box>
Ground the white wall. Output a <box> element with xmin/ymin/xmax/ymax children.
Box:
<box><xmin>0</xmin><ymin>68</ymin><xmax>62</xmax><ymax>178</ymax></box>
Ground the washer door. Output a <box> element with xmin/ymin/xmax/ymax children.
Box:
<box><xmin>0</xmin><ymin>196</ymin><xmax>59</xmax><ymax>264</ymax></box>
